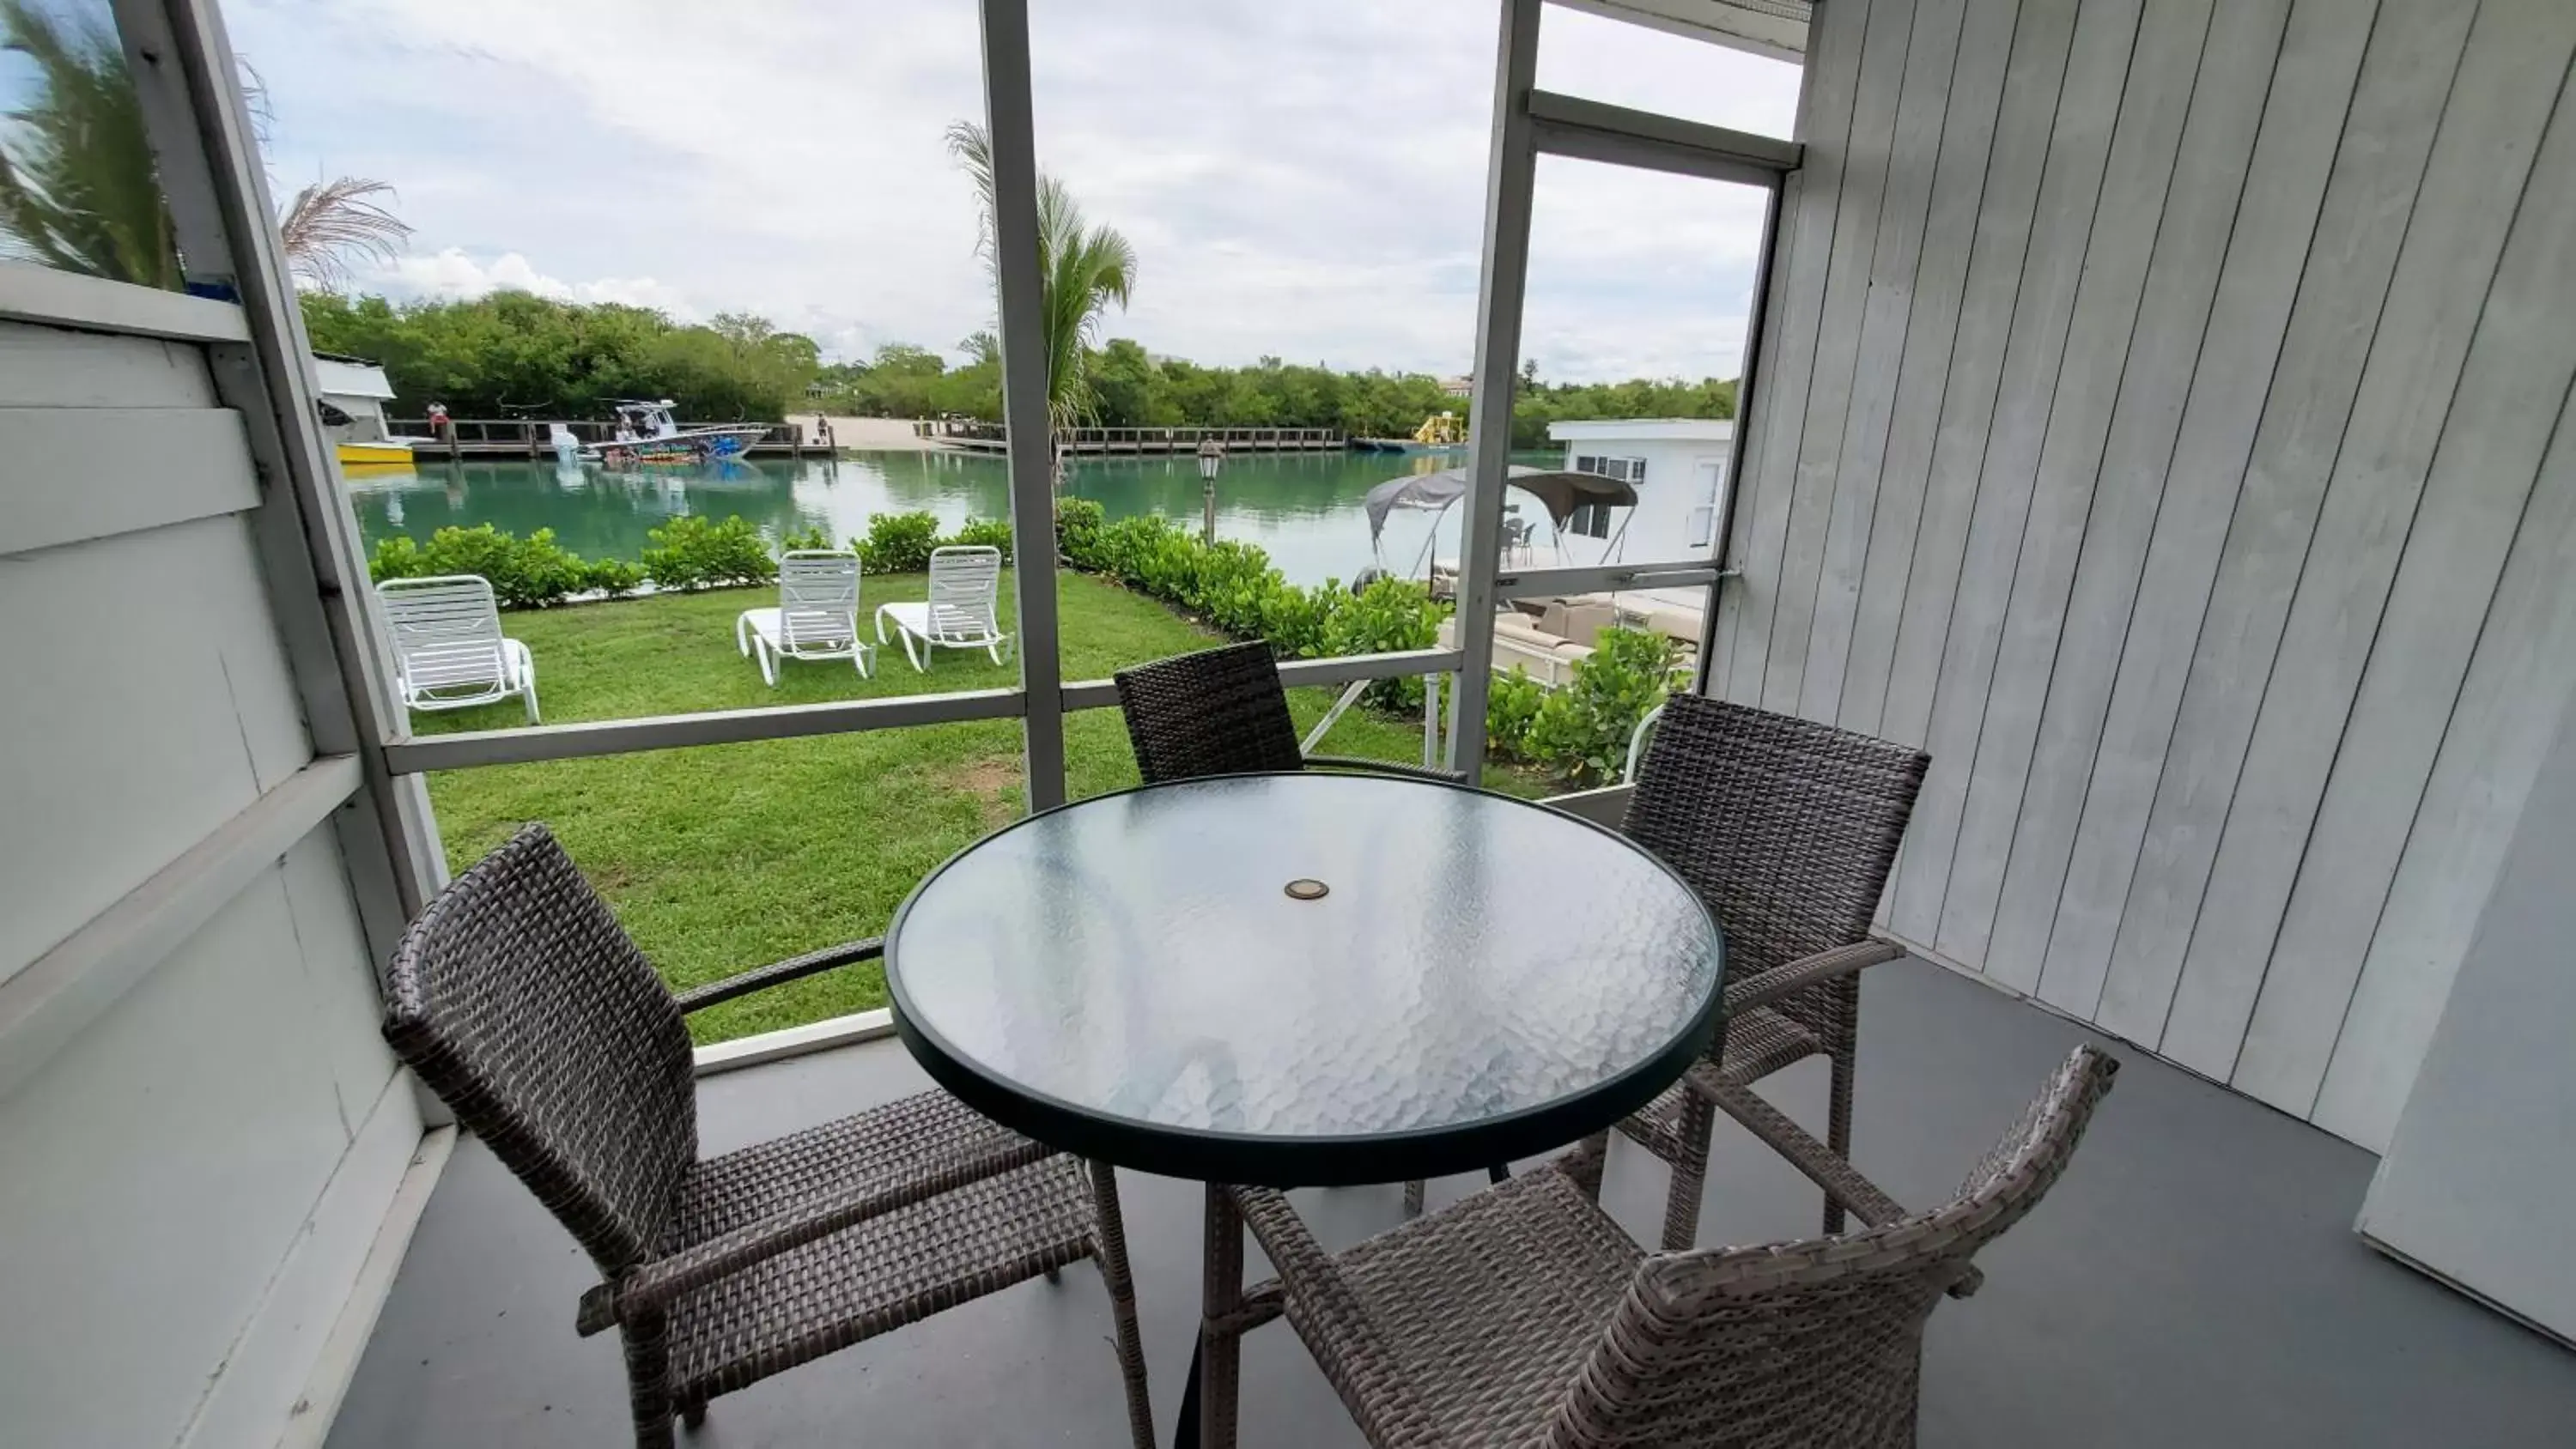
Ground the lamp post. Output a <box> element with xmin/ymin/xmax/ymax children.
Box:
<box><xmin>1197</xmin><ymin>435</ymin><xmax>1225</xmax><ymax>544</ymax></box>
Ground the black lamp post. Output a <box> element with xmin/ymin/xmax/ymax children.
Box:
<box><xmin>1197</xmin><ymin>436</ymin><xmax>1225</xmax><ymax>544</ymax></box>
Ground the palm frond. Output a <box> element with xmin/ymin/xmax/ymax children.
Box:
<box><xmin>278</xmin><ymin>176</ymin><xmax>411</xmax><ymax>292</ymax></box>
<box><xmin>0</xmin><ymin>0</ymin><xmax>180</xmax><ymax>288</ymax></box>
<box><xmin>946</xmin><ymin>120</ymin><xmax>1135</xmax><ymax>432</ymax></box>
<box><xmin>945</xmin><ymin>120</ymin><xmax>999</xmax><ymax>279</ymax></box>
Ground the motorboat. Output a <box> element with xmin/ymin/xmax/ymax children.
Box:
<box><xmin>589</xmin><ymin>400</ymin><xmax>769</xmax><ymax>467</ymax></box>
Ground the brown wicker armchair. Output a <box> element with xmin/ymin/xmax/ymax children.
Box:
<box><xmin>1113</xmin><ymin>640</ymin><xmax>1466</xmax><ymax>784</ymax></box>
<box><xmin>379</xmin><ymin>824</ymin><xmax>1152</xmax><ymax>1449</ymax></box>
<box><xmin>1406</xmin><ymin>694</ymin><xmax>1930</xmax><ymax>1249</ymax></box>
<box><xmin>1228</xmin><ymin>1046</ymin><xmax>2117</xmax><ymax>1449</ymax></box>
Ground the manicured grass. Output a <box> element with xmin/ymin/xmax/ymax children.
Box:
<box><xmin>419</xmin><ymin>570</ymin><xmax>1550</xmax><ymax>1043</ymax></box>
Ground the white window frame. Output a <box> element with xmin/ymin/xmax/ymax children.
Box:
<box><xmin>1444</xmin><ymin>0</ymin><xmax>1796</xmax><ymax>777</ymax></box>
<box><xmin>1570</xmin><ymin>452</ymin><xmax>1649</xmax><ymax>483</ymax></box>
<box><xmin>1686</xmin><ymin>456</ymin><xmax>1727</xmax><ymax>549</ymax></box>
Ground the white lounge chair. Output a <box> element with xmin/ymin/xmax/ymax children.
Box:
<box><xmin>875</xmin><ymin>545</ymin><xmax>1012</xmax><ymax>670</ymax></box>
<box><xmin>737</xmin><ymin>549</ymin><xmax>872</xmax><ymax>685</ymax></box>
<box><xmin>379</xmin><ymin>574</ymin><xmax>539</xmax><ymax>723</ymax></box>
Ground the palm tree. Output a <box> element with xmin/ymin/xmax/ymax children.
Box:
<box><xmin>945</xmin><ymin>120</ymin><xmax>1136</xmax><ymax>431</ymax></box>
<box><xmin>0</xmin><ymin>0</ymin><xmax>179</xmax><ymax>288</ymax></box>
<box><xmin>276</xmin><ymin>176</ymin><xmax>412</xmax><ymax>292</ymax></box>
<box><xmin>0</xmin><ymin>1</ymin><xmax>409</xmax><ymax>293</ymax></box>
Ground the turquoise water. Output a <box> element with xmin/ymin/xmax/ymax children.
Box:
<box><xmin>344</xmin><ymin>450</ymin><xmax>1561</xmax><ymax>589</ymax></box>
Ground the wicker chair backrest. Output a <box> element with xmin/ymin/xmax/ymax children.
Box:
<box><xmin>380</xmin><ymin>822</ymin><xmax>697</xmax><ymax>1274</ymax></box>
<box><xmin>1114</xmin><ymin>641</ymin><xmax>1307</xmax><ymax>783</ymax></box>
<box><xmin>1548</xmin><ymin>1046</ymin><xmax>2119</xmax><ymax>1448</ymax></box>
<box><xmin>1621</xmin><ymin>694</ymin><xmax>1928</xmax><ymax>982</ymax></box>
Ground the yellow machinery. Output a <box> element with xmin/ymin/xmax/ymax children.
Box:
<box><xmin>1413</xmin><ymin>410</ymin><xmax>1464</xmax><ymax>446</ymax></box>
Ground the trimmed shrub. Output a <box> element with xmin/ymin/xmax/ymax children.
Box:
<box><xmin>947</xmin><ymin>517</ymin><xmax>1014</xmax><ymax>561</ymax></box>
<box><xmin>642</xmin><ymin>515</ymin><xmax>777</xmax><ymax>591</ymax></box>
<box><xmin>1522</xmin><ymin>627</ymin><xmax>1679</xmax><ymax>785</ymax></box>
<box><xmin>1255</xmin><ymin>579</ymin><xmax>1339</xmax><ymax>659</ymax></box>
<box><xmin>580</xmin><ymin>557</ymin><xmax>645</xmax><ymax>599</ymax></box>
<box><xmin>367</xmin><ymin>523</ymin><xmax>590</xmax><ymax>609</ymax></box>
<box><xmin>1485</xmin><ymin>666</ymin><xmax>1545</xmax><ymax>757</ymax></box>
<box><xmin>1047</xmin><ymin>499</ymin><xmax>1469</xmax><ymax>722</ymax></box>
<box><xmin>1054</xmin><ymin>497</ymin><xmax>1106</xmax><ymax>565</ymax></box>
<box><xmin>1323</xmin><ymin>577</ymin><xmax>1443</xmax><ymax>710</ymax></box>
<box><xmin>851</xmin><ymin>511</ymin><xmax>942</xmax><ymax>573</ymax></box>
<box><xmin>367</xmin><ymin>535</ymin><xmax>423</xmax><ymax>584</ymax></box>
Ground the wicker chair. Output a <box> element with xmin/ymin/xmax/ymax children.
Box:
<box><xmin>379</xmin><ymin>824</ymin><xmax>1153</xmax><ymax>1449</ymax></box>
<box><xmin>1406</xmin><ymin>694</ymin><xmax>1930</xmax><ymax>1249</ymax></box>
<box><xmin>1113</xmin><ymin>640</ymin><xmax>1466</xmax><ymax>784</ymax></box>
<box><xmin>1224</xmin><ymin>1046</ymin><xmax>2117</xmax><ymax>1449</ymax></box>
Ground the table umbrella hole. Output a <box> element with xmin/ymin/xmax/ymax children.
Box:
<box><xmin>1285</xmin><ymin>879</ymin><xmax>1329</xmax><ymax>900</ymax></box>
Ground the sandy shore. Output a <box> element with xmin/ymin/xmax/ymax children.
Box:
<box><xmin>787</xmin><ymin>415</ymin><xmax>957</xmax><ymax>452</ymax></box>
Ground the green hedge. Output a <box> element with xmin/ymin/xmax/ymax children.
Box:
<box><xmin>1051</xmin><ymin>499</ymin><xmax>1443</xmax><ymax>706</ymax></box>
<box><xmin>1520</xmin><ymin>627</ymin><xmax>1680</xmax><ymax>785</ymax></box>
<box><xmin>367</xmin><ymin>524</ymin><xmax>645</xmax><ymax>608</ymax></box>
<box><xmin>787</xmin><ymin>512</ymin><xmax>1014</xmax><ymax>573</ymax></box>
<box><xmin>1049</xmin><ymin>498</ymin><xmax>1675</xmax><ymax>779</ymax></box>
<box><xmin>373</xmin><ymin>512</ymin><xmax>1018</xmax><ymax>608</ymax></box>
<box><xmin>639</xmin><ymin>516</ymin><xmax>778</xmax><ymax>592</ymax></box>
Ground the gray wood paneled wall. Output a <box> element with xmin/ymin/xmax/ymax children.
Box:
<box><xmin>1711</xmin><ymin>0</ymin><xmax>2576</xmax><ymax>1150</ymax></box>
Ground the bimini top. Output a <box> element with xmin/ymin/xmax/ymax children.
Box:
<box><xmin>1362</xmin><ymin>464</ymin><xmax>1638</xmax><ymax>543</ymax></box>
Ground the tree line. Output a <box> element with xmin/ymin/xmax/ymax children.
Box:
<box><xmin>818</xmin><ymin>338</ymin><xmax>1736</xmax><ymax>446</ymax></box>
<box><xmin>299</xmin><ymin>291</ymin><xmax>822</xmax><ymax>421</ymax></box>
<box><xmin>299</xmin><ymin>287</ymin><xmax>1736</xmax><ymax>440</ymax></box>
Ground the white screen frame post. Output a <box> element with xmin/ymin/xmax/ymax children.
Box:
<box><xmin>1450</xmin><ymin>13</ymin><xmax>1801</xmax><ymax>772</ymax></box>
<box><xmin>1449</xmin><ymin>0</ymin><xmax>1546</xmax><ymax>780</ymax></box>
<box><xmin>976</xmin><ymin>0</ymin><xmax>1067</xmax><ymax>810</ymax></box>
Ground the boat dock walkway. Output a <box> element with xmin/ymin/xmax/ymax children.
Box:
<box><xmin>389</xmin><ymin>417</ymin><xmax>1346</xmax><ymax>461</ymax></box>
<box><xmin>931</xmin><ymin>422</ymin><xmax>1344</xmax><ymax>456</ymax></box>
<box><xmin>388</xmin><ymin>418</ymin><xmax>817</xmax><ymax>461</ymax></box>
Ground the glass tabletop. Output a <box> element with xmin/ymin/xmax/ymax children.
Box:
<box><xmin>886</xmin><ymin>773</ymin><xmax>1725</xmax><ymax>1186</ymax></box>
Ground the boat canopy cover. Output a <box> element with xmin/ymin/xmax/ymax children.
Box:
<box><xmin>1362</xmin><ymin>464</ymin><xmax>1637</xmax><ymax>543</ymax></box>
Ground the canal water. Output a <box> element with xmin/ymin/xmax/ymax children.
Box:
<box><xmin>345</xmin><ymin>449</ymin><xmax>1575</xmax><ymax>589</ymax></box>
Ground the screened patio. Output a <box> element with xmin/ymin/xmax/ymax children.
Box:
<box><xmin>7</xmin><ymin>0</ymin><xmax>2576</xmax><ymax>1446</ymax></box>
<box><xmin>329</xmin><ymin>956</ymin><xmax>2576</xmax><ymax>1447</ymax></box>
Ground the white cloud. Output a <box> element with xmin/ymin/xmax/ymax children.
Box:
<box><xmin>231</xmin><ymin>0</ymin><xmax>1799</xmax><ymax>379</ymax></box>
<box><xmin>382</xmin><ymin>248</ymin><xmax>699</xmax><ymax>314</ymax></box>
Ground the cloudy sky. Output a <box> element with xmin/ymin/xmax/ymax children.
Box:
<box><xmin>222</xmin><ymin>0</ymin><xmax>1799</xmax><ymax>380</ymax></box>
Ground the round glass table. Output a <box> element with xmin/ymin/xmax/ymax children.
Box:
<box><xmin>885</xmin><ymin>772</ymin><xmax>1727</xmax><ymax>1188</ymax></box>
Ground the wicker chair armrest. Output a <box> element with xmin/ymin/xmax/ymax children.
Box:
<box><xmin>1230</xmin><ymin>1185</ymin><xmax>1421</xmax><ymax>1406</ymax></box>
<box><xmin>577</xmin><ymin>1131</ymin><xmax>1053</xmax><ymax>1335</ymax></box>
<box><xmin>671</xmin><ymin>937</ymin><xmax>884</xmax><ymax>1015</ymax></box>
<box><xmin>1698</xmin><ymin>1075</ymin><xmax>1982</xmax><ymax>1298</ymax></box>
<box><xmin>1303</xmin><ymin>754</ymin><xmax>1472</xmax><ymax>785</ymax></box>
<box><xmin>1721</xmin><ymin>938</ymin><xmax>1904</xmax><ymax>1019</ymax></box>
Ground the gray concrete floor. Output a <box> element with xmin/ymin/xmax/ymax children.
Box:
<box><xmin>331</xmin><ymin>958</ymin><xmax>2576</xmax><ymax>1447</ymax></box>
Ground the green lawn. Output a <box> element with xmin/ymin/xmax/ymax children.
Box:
<box><xmin>418</xmin><ymin>570</ymin><xmax>1547</xmax><ymax>1043</ymax></box>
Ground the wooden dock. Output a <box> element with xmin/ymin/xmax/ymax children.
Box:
<box><xmin>387</xmin><ymin>418</ymin><xmax>816</xmax><ymax>461</ymax></box>
<box><xmin>931</xmin><ymin>421</ymin><xmax>1344</xmax><ymax>455</ymax></box>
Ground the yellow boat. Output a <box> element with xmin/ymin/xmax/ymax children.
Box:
<box><xmin>316</xmin><ymin>355</ymin><xmax>428</xmax><ymax>474</ymax></box>
<box><xmin>337</xmin><ymin>439</ymin><xmax>416</xmax><ymax>470</ymax></box>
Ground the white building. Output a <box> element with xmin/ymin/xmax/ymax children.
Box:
<box><xmin>1545</xmin><ymin>417</ymin><xmax>1732</xmax><ymax>562</ymax></box>
<box><xmin>311</xmin><ymin>354</ymin><xmax>398</xmax><ymax>446</ymax></box>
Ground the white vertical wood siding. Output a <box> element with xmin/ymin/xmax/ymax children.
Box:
<box><xmin>0</xmin><ymin>316</ymin><xmax>416</xmax><ymax>1448</ymax></box>
<box><xmin>1716</xmin><ymin>0</ymin><xmax>2576</xmax><ymax>1150</ymax></box>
